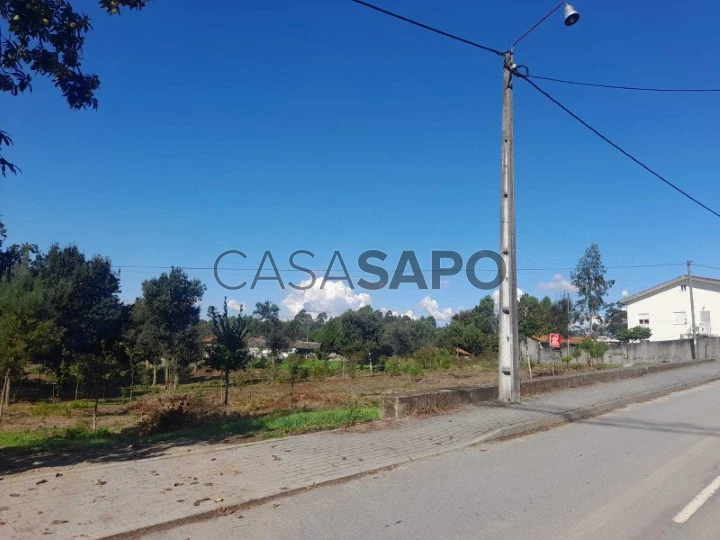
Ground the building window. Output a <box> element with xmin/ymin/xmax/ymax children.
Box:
<box><xmin>700</xmin><ymin>310</ymin><xmax>711</xmax><ymax>334</ymax></box>
<box><xmin>638</xmin><ymin>313</ymin><xmax>650</xmax><ymax>325</ymax></box>
<box><xmin>681</xmin><ymin>284</ymin><xmax>687</xmax><ymax>291</ymax></box>
<box><xmin>673</xmin><ymin>311</ymin><xmax>687</xmax><ymax>325</ymax></box>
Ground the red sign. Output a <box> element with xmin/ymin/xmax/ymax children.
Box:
<box><xmin>549</xmin><ymin>333</ymin><xmax>562</xmax><ymax>349</ymax></box>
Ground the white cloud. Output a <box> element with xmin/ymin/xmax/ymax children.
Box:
<box><xmin>539</xmin><ymin>273</ymin><xmax>578</xmax><ymax>293</ymax></box>
<box><xmin>420</xmin><ymin>296</ymin><xmax>453</xmax><ymax>321</ymax></box>
<box><xmin>282</xmin><ymin>279</ymin><xmax>371</xmax><ymax>317</ymax></box>
<box><xmin>227</xmin><ymin>299</ymin><xmax>245</xmax><ymax>313</ymax></box>
<box><xmin>492</xmin><ymin>288</ymin><xmax>526</xmax><ymax>306</ymax></box>
<box><xmin>378</xmin><ymin>307</ymin><xmax>417</xmax><ymax>319</ymax></box>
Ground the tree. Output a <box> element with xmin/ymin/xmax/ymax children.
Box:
<box><xmin>518</xmin><ymin>295</ymin><xmax>551</xmax><ymax>339</ymax></box>
<box><xmin>571</xmin><ymin>243</ymin><xmax>615</xmax><ymax>335</ymax></box>
<box><xmin>125</xmin><ymin>298</ymin><xmax>161</xmax><ymax>388</ymax></box>
<box><xmin>550</xmin><ymin>295</ymin><xmax>574</xmax><ymax>336</ymax></box>
<box><xmin>0</xmin><ymin>220</ymin><xmax>38</xmax><ymax>279</ymax></box>
<box><xmin>437</xmin><ymin>296</ymin><xmax>498</xmax><ymax>357</ymax></box>
<box><xmin>71</xmin><ymin>343</ymin><xmax>125</xmax><ymax>430</ymax></box>
<box><xmin>604</xmin><ymin>302</ymin><xmax>628</xmax><ymax>337</ymax></box>
<box><xmin>0</xmin><ymin>266</ymin><xmax>61</xmax><ymax>421</ymax></box>
<box><xmin>0</xmin><ymin>0</ymin><xmax>149</xmax><ymax>175</ymax></box>
<box><xmin>315</xmin><ymin>317</ymin><xmax>343</xmax><ymax>355</ymax></box>
<box><xmin>335</xmin><ymin>306</ymin><xmax>384</xmax><ymax>361</ymax></box>
<box><xmin>206</xmin><ymin>298</ymin><xmax>250</xmax><ymax>411</ymax></box>
<box><xmin>141</xmin><ymin>268</ymin><xmax>205</xmax><ymax>390</ymax></box>
<box><xmin>291</xmin><ymin>309</ymin><xmax>314</xmax><ymax>341</ymax></box>
<box><xmin>253</xmin><ymin>300</ymin><xmax>287</xmax><ymax>366</ymax></box>
<box><xmin>35</xmin><ymin>244</ymin><xmax>125</xmax><ymax>383</ymax></box>
<box><xmin>616</xmin><ymin>326</ymin><xmax>652</xmax><ymax>343</ymax></box>
<box><xmin>380</xmin><ymin>317</ymin><xmax>415</xmax><ymax>357</ymax></box>
<box><xmin>579</xmin><ymin>338</ymin><xmax>609</xmax><ymax>368</ymax></box>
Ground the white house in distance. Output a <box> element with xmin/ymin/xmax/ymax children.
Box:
<box><xmin>622</xmin><ymin>275</ymin><xmax>720</xmax><ymax>342</ymax></box>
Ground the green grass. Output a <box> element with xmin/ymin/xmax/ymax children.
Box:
<box><xmin>0</xmin><ymin>406</ymin><xmax>380</xmax><ymax>453</ymax></box>
<box><xmin>147</xmin><ymin>407</ymin><xmax>379</xmax><ymax>443</ymax></box>
<box><xmin>0</xmin><ymin>426</ymin><xmax>115</xmax><ymax>451</ymax></box>
<box><xmin>260</xmin><ymin>407</ymin><xmax>379</xmax><ymax>436</ymax></box>
<box><xmin>28</xmin><ymin>400</ymin><xmax>95</xmax><ymax>417</ymax></box>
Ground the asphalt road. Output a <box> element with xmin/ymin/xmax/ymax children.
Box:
<box><xmin>149</xmin><ymin>381</ymin><xmax>720</xmax><ymax>540</ymax></box>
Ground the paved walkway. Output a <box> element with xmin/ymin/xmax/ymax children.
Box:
<box><xmin>2</xmin><ymin>362</ymin><xmax>720</xmax><ymax>540</ymax></box>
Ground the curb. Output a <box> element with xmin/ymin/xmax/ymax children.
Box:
<box><xmin>101</xmin><ymin>370</ymin><xmax>720</xmax><ymax>540</ymax></box>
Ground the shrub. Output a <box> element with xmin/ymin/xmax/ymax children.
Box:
<box><xmin>326</xmin><ymin>360</ymin><xmax>342</xmax><ymax>377</ymax></box>
<box><xmin>402</xmin><ymin>359</ymin><xmax>423</xmax><ymax>379</ymax></box>
<box><xmin>436</xmin><ymin>348</ymin><xmax>452</xmax><ymax>369</ymax></box>
<box><xmin>385</xmin><ymin>358</ymin><xmax>402</xmax><ymax>376</ymax></box>
<box><xmin>137</xmin><ymin>395</ymin><xmax>215</xmax><ymax>436</ymax></box>
<box><xmin>249</xmin><ymin>357</ymin><xmax>268</xmax><ymax>369</ymax></box>
<box><xmin>413</xmin><ymin>347</ymin><xmax>436</xmax><ymax>369</ymax></box>
<box><xmin>438</xmin><ymin>355</ymin><xmax>452</xmax><ymax>370</ymax></box>
<box><xmin>344</xmin><ymin>359</ymin><xmax>358</xmax><ymax>379</ymax></box>
<box><xmin>307</xmin><ymin>360</ymin><xmax>329</xmax><ymax>381</ymax></box>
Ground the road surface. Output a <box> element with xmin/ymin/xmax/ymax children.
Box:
<box><xmin>149</xmin><ymin>381</ymin><xmax>720</xmax><ymax>540</ymax></box>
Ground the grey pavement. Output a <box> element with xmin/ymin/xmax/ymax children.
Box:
<box><xmin>1</xmin><ymin>361</ymin><xmax>720</xmax><ymax>539</ymax></box>
<box><xmin>156</xmin><ymin>378</ymin><xmax>720</xmax><ymax>540</ymax></box>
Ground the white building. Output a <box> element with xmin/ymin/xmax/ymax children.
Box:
<box><xmin>622</xmin><ymin>275</ymin><xmax>720</xmax><ymax>341</ymax></box>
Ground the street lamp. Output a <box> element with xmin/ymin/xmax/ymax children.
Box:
<box><xmin>498</xmin><ymin>2</ymin><xmax>580</xmax><ymax>403</ymax></box>
<box><xmin>350</xmin><ymin>0</ymin><xmax>581</xmax><ymax>403</ymax></box>
<box><xmin>564</xmin><ymin>4</ymin><xmax>580</xmax><ymax>26</ymax></box>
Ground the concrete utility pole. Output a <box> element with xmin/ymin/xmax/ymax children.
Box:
<box><xmin>498</xmin><ymin>51</ymin><xmax>521</xmax><ymax>403</ymax></box>
<box><xmin>687</xmin><ymin>260</ymin><xmax>698</xmax><ymax>360</ymax></box>
<box><xmin>350</xmin><ymin>0</ymin><xmax>582</xmax><ymax>404</ymax></box>
<box><xmin>566</xmin><ymin>291</ymin><xmax>571</xmax><ymax>359</ymax></box>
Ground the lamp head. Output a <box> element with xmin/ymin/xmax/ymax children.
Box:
<box><xmin>564</xmin><ymin>3</ymin><xmax>580</xmax><ymax>26</ymax></box>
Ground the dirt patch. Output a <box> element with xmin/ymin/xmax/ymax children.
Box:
<box><xmin>0</xmin><ymin>363</ymin><xmax>601</xmax><ymax>437</ymax></box>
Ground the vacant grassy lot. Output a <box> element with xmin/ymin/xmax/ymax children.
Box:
<box><xmin>0</xmin><ymin>359</ymin><xmax>616</xmax><ymax>455</ymax></box>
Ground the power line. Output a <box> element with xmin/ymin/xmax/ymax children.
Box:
<box><xmin>350</xmin><ymin>0</ymin><xmax>504</xmax><ymax>56</ymax></box>
<box><xmin>528</xmin><ymin>74</ymin><xmax>720</xmax><ymax>93</ymax></box>
<box><xmin>350</xmin><ymin>1</ymin><xmax>720</xmax><ymax>219</ymax></box>
<box><xmin>695</xmin><ymin>263</ymin><xmax>720</xmax><ymax>272</ymax></box>
<box><xmin>111</xmin><ymin>263</ymin><xmax>683</xmax><ymax>273</ymax></box>
<box><xmin>516</xmin><ymin>74</ymin><xmax>720</xmax><ymax>220</ymax></box>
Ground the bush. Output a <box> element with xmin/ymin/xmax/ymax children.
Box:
<box><xmin>307</xmin><ymin>360</ymin><xmax>328</xmax><ymax>381</ymax></box>
<box><xmin>249</xmin><ymin>357</ymin><xmax>268</xmax><ymax>369</ymax></box>
<box><xmin>344</xmin><ymin>359</ymin><xmax>358</xmax><ymax>378</ymax></box>
<box><xmin>137</xmin><ymin>395</ymin><xmax>215</xmax><ymax>436</ymax></box>
<box><xmin>437</xmin><ymin>348</ymin><xmax>452</xmax><ymax>367</ymax></box>
<box><xmin>326</xmin><ymin>361</ymin><xmax>342</xmax><ymax>377</ymax></box>
<box><xmin>413</xmin><ymin>347</ymin><xmax>436</xmax><ymax>369</ymax></box>
<box><xmin>385</xmin><ymin>358</ymin><xmax>402</xmax><ymax>376</ymax></box>
<box><xmin>403</xmin><ymin>359</ymin><xmax>423</xmax><ymax>379</ymax></box>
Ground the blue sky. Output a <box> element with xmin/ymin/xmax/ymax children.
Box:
<box><xmin>2</xmin><ymin>0</ymin><xmax>719</xmax><ymax>322</ymax></box>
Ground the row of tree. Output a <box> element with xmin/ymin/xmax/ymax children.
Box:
<box><xmin>1</xmin><ymin>221</ymin><xmax>630</xmax><ymax>416</ymax></box>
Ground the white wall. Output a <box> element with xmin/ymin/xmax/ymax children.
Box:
<box><xmin>626</xmin><ymin>280</ymin><xmax>720</xmax><ymax>341</ymax></box>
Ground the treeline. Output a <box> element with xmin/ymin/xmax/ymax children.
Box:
<box><xmin>0</xmin><ymin>222</ymin><xmax>208</xmax><ymax>419</ymax></box>
<box><xmin>309</xmin><ymin>294</ymin><xmax>572</xmax><ymax>361</ymax></box>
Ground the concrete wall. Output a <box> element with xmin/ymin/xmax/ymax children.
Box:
<box><xmin>379</xmin><ymin>360</ymin><xmax>715</xmax><ymax>418</ymax></box>
<box><xmin>523</xmin><ymin>336</ymin><xmax>720</xmax><ymax>365</ymax></box>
